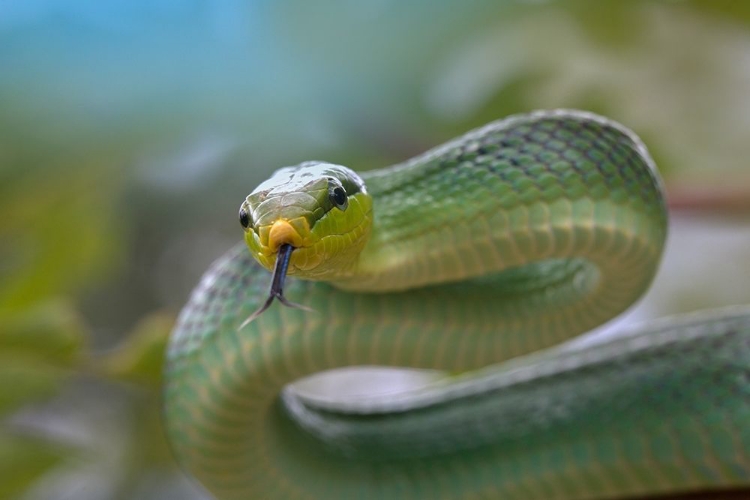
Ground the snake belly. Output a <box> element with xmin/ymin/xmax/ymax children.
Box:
<box><xmin>163</xmin><ymin>110</ymin><xmax>750</xmax><ymax>500</ymax></box>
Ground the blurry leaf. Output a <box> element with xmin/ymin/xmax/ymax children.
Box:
<box><xmin>95</xmin><ymin>312</ymin><xmax>173</xmax><ymax>386</ymax></box>
<box><xmin>0</xmin><ymin>300</ymin><xmax>86</xmax><ymax>414</ymax></box>
<box><xmin>0</xmin><ymin>166</ymin><xmax>124</xmax><ymax>311</ymax></box>
<box><xmin>692</xmin><ymin>0</ymin><xmax>750</xmax><ymax>26</ymax></box>
<box><xmin>0</xmin><ymin>431</ymin><xmax>69</xmax><ymax>500</ymax></box>
<box><xmin>0</xmin><ymin>299</ymin><xmax>87</xmax><ymax>367</ymax></box>
<box><xmin>0</xmin><ymin>357</ymin><xmax>69</xmax><ymax>415</ymax></box>
<box><xmin>563</xmin><ymin>0</ymin><xmax>646</xmax><ymax>46</ymax></box>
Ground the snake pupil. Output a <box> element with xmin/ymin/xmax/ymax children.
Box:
<box><xmin>330</xmin><ymin>186</ymin><xmax>347</xmax><ymax>209</ymax></box>
<box><xmin>239</xmin><ymin>207</ymin><xmax>251</xmax><ymax>228</ymax></box>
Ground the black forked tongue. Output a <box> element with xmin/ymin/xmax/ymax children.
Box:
<box><xmin>239</xmin><ymin>244</ymin><xmax>313</xmax><ymax>329</ymax></box>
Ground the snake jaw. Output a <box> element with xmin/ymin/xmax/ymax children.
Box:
<box><xmin>267</xmin><ymin>219</ymin><xmax>307</xmax><ymax>253</ymax></box>
<box><xmin>246</xmin><ymin>216</ymin><xmax>313</xmax><ymax>274</ymax></box>
<box><xmin>239</xmin><ymin>244</ymin><xmax>313</xmax><ymax>329</ymax></box>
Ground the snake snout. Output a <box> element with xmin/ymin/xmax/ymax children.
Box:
<box><xmin>267</xmin><ymin>219</ymin><xmax>304</xmax><ymax>252</ymax></box>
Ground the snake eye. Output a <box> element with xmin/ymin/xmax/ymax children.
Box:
<box><xmin>239</xmin><ymin>207</ymin><xmax>252</xmax><ymax>229</ymax></box>
<box><xmin>329</xmin><ymin>185</ymin><xmax>348</xmax><ymax>210</ymax></box>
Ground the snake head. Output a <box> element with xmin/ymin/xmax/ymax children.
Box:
<box><xmin>239</xmin><ymin>161</ymin><xmax>373</xmax><ymax>281</ymax></box>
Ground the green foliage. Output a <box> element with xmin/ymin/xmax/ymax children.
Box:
<box><xmin>0</xmin><ymin>298</ymin><xmax>176</xmax><ymax>498</ymax></box>
<box><xmin>0</xmin><ymin>168</ymin><xmax>122</xmax><ymax>311</ymax></box>
<box><xmin>0</xmin><ymin>300</ymin><xmax>87</xmax><ymax>368</ymax></box>
<box><xmin>0</xmin><ymin>432</ymin><xmax>69</xmax><ymax>500</ymax></box>
<box><xmin>0</xmin><ymin>360</ymin><xmax>66</xmax><ymax>416</ymax></box>
<box><xmin>0</xmin><ymin>300</ymin><xmax>86</xmax><ymax>493</ymax></box>
<box><xmin>95</xmin><ymin>312</ymin><xmax>173</xmax><ymax>387</ymax></box>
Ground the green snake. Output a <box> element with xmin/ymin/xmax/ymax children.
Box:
<box><xmin>164</xmin><ymin>110</ymin><xmax>750</xmax><ymax>499</ymax></box>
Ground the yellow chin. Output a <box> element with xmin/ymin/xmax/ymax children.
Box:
<box><xmin>267</xmin><ymin>219</ymin><xmax>305</xmax><ymax>252</ymax></box>
<box><xmin>253</xmin><ymin>217</ymin><xmax>309</xmax><ymax>254</ymax></box>
<box><xmin>245</xmin><ymin>216</ymin><xmax>322</xmax><ymax>274</ymax></box>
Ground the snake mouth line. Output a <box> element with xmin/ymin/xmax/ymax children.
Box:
<box><xmin>239</xmin><ymin>244</ymin><xmax>313</xmax><ymax>328</ymax></box>
<box><xmin>265</xmin><ymin>218</ymin><xmax>308</xmax><ymax>253</ymax></box>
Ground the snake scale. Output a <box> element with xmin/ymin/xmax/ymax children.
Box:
<box><xmin>164</xmin><ymin>110</ymin><xmax>750</xmax><ymax>499</ymax></box>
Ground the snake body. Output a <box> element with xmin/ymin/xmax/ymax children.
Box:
<box><xmin>164</xmin><ymin>110</ymin><xmax>750</xmax><ymax>499</ymax></box>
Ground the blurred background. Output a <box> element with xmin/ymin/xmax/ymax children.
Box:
<box><xmin>2</xmin><ymin>1</ymin><xmax>750</xmax><ymax>499</ymax></box>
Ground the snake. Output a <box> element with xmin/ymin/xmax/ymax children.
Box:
<box><xmin>163</xmin><ymin>110</ymin><xmax>750</xmax><ymax>499</ymax></box>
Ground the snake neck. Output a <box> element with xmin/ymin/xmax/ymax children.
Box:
<box><xmin>332</xmin><ymin>109</ymin><xmax>667</xmax><ymax>293</ymax></box>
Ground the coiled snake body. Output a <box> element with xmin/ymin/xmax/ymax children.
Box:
<box><xmin>164</xmin><ymin>110</ymin><xmax>750</xmax><ymax>499</ymax></box>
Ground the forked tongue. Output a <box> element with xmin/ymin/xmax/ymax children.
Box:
<box><xmin>239</xmin><ymin>244</ymin><xmax>312</xmax><ymax>328</ymax></box>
